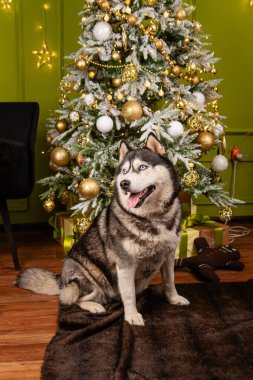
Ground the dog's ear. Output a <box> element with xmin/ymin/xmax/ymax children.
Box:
<box><xmin>146</xmin><ymin>133</ymin><xmax>166</xmax><ymax>155</ymax></box>
<box><xmin>119</xmin><ymin>141</ymin><xmax>132</xmax><ymax>162</ymax></box>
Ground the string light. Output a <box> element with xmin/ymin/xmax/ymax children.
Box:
<box><xmin>1</xmin><ymin>0</ymin><xmax>12</xmax><ymax>10</ymax></box>
<box><xmin>250</xmin><ymin>0</ymin><xmax>253</xmax><ymax>14</ymax></box>
<box><xmin>33</xmin><ymin>0</ymin><xmax>55</xmax><ymax>69</ymax></box>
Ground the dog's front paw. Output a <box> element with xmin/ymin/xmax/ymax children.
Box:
<box><xmin>167</xmin><ymin>294</ymin><xmax>190</xmax><ymax>306</ymax></box>
<box><xmin>125</xmin><ymin>312</ymin><xmax>145</xmax><ymax>326</ymax></box>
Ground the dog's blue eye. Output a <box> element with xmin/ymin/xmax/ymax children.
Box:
<box><xmin>139</xmin><ymin>165</ymin><xmax>147</xmax><ymax>171</ymax></box>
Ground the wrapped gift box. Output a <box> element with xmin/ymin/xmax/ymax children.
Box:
<box><xmin>192</xmin><ymin>222</ymin><xmax>229</xmax><ymax>248</ymax></box>
<box><xmin>175</xmin><ymin>215</ymin><xmax>229</xmax><ymax>259</ymax></box>
<box><xmin>175</xmin><ymin>227</ymin><xmax>199</xmax><ymax>259</ymax></box>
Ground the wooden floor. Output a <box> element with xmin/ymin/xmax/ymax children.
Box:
<box><xmin>0</xmin><ymin>223</ymin><xmax>253</xmax><ymax>380</ymax></box>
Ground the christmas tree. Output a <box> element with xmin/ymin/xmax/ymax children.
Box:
<box><xmin>40</xmin><ymin>0</ymin><xmax>241</xmax><ymax>233</ymax></box>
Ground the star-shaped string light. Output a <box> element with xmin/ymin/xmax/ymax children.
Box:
<box><xmin>1</xmin><ymin>0</ymin><xmax>12</xmax><ymax>10</ymax></box>
<box><xmin>32</xmin><ymin>41</ymin><xmax>55</xmax><ymax>69</ymax></box>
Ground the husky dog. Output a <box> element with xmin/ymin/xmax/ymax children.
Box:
<box><xmin>16</xmin><ymin>134</ymin><xmax>189</xmax><ymax>326</ymax></box>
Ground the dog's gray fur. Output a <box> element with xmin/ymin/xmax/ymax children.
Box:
<box><xmin>16</xmin><ymin>134</ymin><xmax>189</xmax><ymax>325</ymax></box>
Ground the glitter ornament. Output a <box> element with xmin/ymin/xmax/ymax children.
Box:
<box><xmin>211</xmin><ymin>155</ymin><xmax>228</xmax><ymax>172</ymax></box>
<box><xmin>218</xmin><ymin>206</ymin><xmax>233</xmax><ymax>223</ymax></box>
<box><xmin>76</xmin><ymin>217</ymin><xmax>91</xmax><ymax>235</ymax></box>
<box><xmin>196</xmin><ymin>131</ymin><xmax>215</xmax><ymax>151</ymax></box>
<box><xmin>122</xmin><ymin>64</ymin><xmax>138</xmax><ymax>83</ymax></box>
<box><xmin>50</xmin><ymin>147</ymin><xmax>70</xmax><ymax>166</ymax></box>
<box><xmin>43</xmin><ymin>199</ymin><xmax>55</xmax><ymax>213</ymax></box>
<box><xmin>186</xmin><ymin>114</ymin><xmax>203</xmax><ymax>133</ymax></box>
<box><xmin>69</xmin><ymin>111</ymin><xmax>80</xmax><ymax>123</ymax></box>
<box><xmin>192</xmin><ymin>91</ymin><xmax>205</xmax><ymax>106</ymax></box>
<box><xmin>96</xmin><ymin>115</ymin><xmax>114</xmax><ymax>133</ymax></box>
<box><xmin>183</xmin><ymin>165</ymin><xmax>200</xmax><ymax>187</ymax></box>
<box><xmin>55</xmin><ymin>119</ymin><xmax>67</xmax><ymax>132</ymax></box>
<box><xmin>122</xmin><ymin>100</ymin><xmax>143</xmax><ymax>122</ymax></box>
<box><xmin>93</xmin><ymin>21</ymin><xmax>112</xmax><ymax>41</ymax></box>
<box><xmin>167</xmin><ymin>121</ymin><xmax>184</xmax><ymax>139</ymax></box>
<box><xmin>78</xmin><ymin>178</ymin><xmax>100</xmax><ymax>199</ymax></box>
<box><xmin>84</xmin><ymin>93</ymin><xmax>95</xmax><ymax>106</ymax></box>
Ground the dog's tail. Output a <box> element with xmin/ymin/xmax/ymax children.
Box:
<box><xmin>15</xmin><ymin>268</ymin><xmax>60</xmax><ymax>295</ymax></box>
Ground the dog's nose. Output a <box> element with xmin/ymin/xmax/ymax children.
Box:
<box><xmin>120</xmin><ymin>180</ymin><xmax>130</xmax><ymax>190</ymax></box>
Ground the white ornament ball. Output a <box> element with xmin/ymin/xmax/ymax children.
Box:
<box><xmin>213</xmin><ymin>123</ymin><xmax>224</xmax><ymax>137</ymax></box>
<box><xmin>96</xmin><ymin>116</ymin><xmax>114</xmax><ymax>133</ymax></box>
<box><xmin>69</xmin><ymin>111</ymin><xmax>80</xmax><ymax>122</ymax></box>
<box><xmin>84</xmin><ymin>93</ymin><xmax>95</xmax><ymax>106</ymax></box>
<box><xmin>167</xmin><ymin>121</ymin><xmax>184</xmax><ymax>139</ymax></box>
<box><xmin>211</xmin><ymin>155</ymin><xmax>229</xmax><ymax>172</ymax></box>
<box><xmin>93</xmin><ymin>21</ymin><xmax>112</xmax><ymax>42</ymax></box>
<box><xmin>192</xmin><ymin>91</ymin><xmax>205</xmax><ymax>106</ymax></box>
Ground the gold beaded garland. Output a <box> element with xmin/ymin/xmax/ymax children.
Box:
<box><xmin>172</xmin><ymin>65</ymin><xmax>181</xmax><ymax>76</ymax></box>
<box><xmin>155</xmin><ymin>39</ymin><xmax>163</xmax><ymax>50</ymax></box>
<box><xmin>122</xmin><ymin>100</ymin><xmax>143</xmax><ymax>122</ymax></box>
<box><xmin>78</xmin><ymin>178</ymin><xmax>100</xmax><ymax>199</ymax></box>
<box><xmin>50</xmin><ymin>147</ymin><xmax>70</xmax><ymax>166</ymax></box>
<box><xmin>218</xmin><ymin>206</ymin><xmax>233</xmax><ymax>223</ymax></box>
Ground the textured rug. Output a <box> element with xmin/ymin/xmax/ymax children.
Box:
<box><xmin>42</xmin><ymin>281</ymin><xmax>253</xmax><ymax>380</ymax></box>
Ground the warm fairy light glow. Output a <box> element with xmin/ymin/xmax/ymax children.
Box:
<box><xmin>43</xmin><ymin>3</ymin><xmax>50</xmax><ymax>10</ymax></box>
<box><xmin>32</xmin><ymin>41</ymin><xmax>55</xmax><ymax>69</ymax></box>
<box><xmin>1</xmin><ymin>0</ymin><xmax>12</xmax><ymax>10</ymax></box>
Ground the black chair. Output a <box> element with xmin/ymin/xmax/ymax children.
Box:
<box><xmin>0</xmin><ymin>102</ymin><xmax>39</xmax><ymax>270</ymax></box>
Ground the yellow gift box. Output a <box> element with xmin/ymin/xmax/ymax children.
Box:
<box><xmin>175</xmin><ymin>228</ymin><xmax>199</xmax><ymax>259</ymax></box>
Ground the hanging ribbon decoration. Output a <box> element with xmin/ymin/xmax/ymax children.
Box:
<box><xmin>32</xmin><ymin>1</ymin><xmax>55</xmax><ymax>68</ymax></box>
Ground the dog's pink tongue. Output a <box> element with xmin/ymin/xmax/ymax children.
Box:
<box><xmin>127</xmin><ymin>191</ymin><xmax>144</xmax><ymax>208</ymax></box>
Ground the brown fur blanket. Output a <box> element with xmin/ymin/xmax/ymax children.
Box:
<box><xmin>42</xmin><ymin>281</ymin><xmax>253</xmax><ymax>380</ymax></box>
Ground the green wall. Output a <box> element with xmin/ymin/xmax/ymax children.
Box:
<box><xmin>0</xmin><ymin>0</ymin><xmax>252</xmax><ymax>224</ymax></box>
<box><xmin>196</xmin><ymin>0</ymin><xmax>253</xmax><ymax>217</ymax></box>
<box><xmin>0</xmin><ymin>0</ymin><xmax>83</xmax><ymax>223</ymax></box>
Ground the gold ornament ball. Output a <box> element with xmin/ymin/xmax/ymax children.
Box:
<box><xmin>183</xmin><ymin>170</ymin><xmax>200</xmax><ymax>187</ymax></box>
<box><xmin>191</xmin><ymin>75</ymin><xmax>200</xmax><ymax>85</ymax></box>
<box><xmin>196</xmin><ymin>131</ymin><xmax>215</xmax><ymax>151</ymax></box>
<box><xmin>76</xmin><ymin>217</ymin><xmax>91</xmax><ymax>235</ymax></box>
<box><xmin>176</xmin><ymin>8</ymin><xmax>188</xmax><ymax>20</ymax></box>
<box><xmin>46</xmin><ymin>134</ymin><xmax>53</xmax><ymax>144</ymax></box>
<box><xmin>75</xmin><ymin>58</ymin><xmax>87</xmax><ymax>70</ymax></box>
<box><xmin>155</xmin><ymin>39</ymin><xmax>163</xmax><ymax>50</ymax></box>
<box><xmin>89</xmin><ymin>70</ymin><xmax>96</xmax><ymax>79</ymax></box>
<box><xmin>55</xmin><ymin>119</ymin><xmax>67</xmax><ymax>133</ymax></box>
<box><xmin>127</xmin><ymin>15</ymin><xmax>137</xmax><ymax>25</ymax></box>
<box><xmin>76</xmin><ymin>152</ymin><xmax>84</xmax><ymax>165</ymax></box>
<box><xmin>143</xmin><ymin>0</ymin><xmax>158</xmax><ymax>5</ymax></box>
<box><xmin>122</xmin><ymin>100</ymin><xmax>143</xmax><ymax>122</ymax></box>
<box><xmin>100</xmin><ymin>0</ymin><xmax>110</xmax><ymax>10</ymax></box>
<box><xmin>49</xmin><ymin>160</ymin><xmax>59</xmax><ymax>172</ymax></box>
<box><xmin>43</xmin><ymin>199</ymin><xmax>55</xmax><ymax>213</ymax></box>
<box><xmin>117</xmin><ymin>93</ymin><xmax>124</xmax><ymax>101</ymax></box>
<box><xmin>172</xmin><ymin>65</ymin><xmax>181</xmax><ymax>76</ymax></box>
<box><xmin>175</xmin><ymin>98</ymin><xmax>186</xmax><ymax>110</ymax></box>
<box><xmin>78</xmin><ymin>178</ymin><xmax>100</xmax><ymax>199</ymax></box>
<box><xmin>218</xmin><ymin>206</ymin><xmax>233</xmax><ymax>223</ymax></box>
<box><xmin>112</xmin><ymin>51</ymin><xmax>121</xmax><ymax>61</ymax></box>
<box><xmin>112</xmin><ymin>77</ymin><xmax>122</xmax><ymax>88</ymax></box>
<box><xmin>50</xmin><ymin>147</ymin><xmax>70</xmax><ymax>167</ymax></box>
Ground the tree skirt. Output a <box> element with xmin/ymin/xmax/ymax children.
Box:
<box><xmin>42</xmin><ymin>281</ymin><xmax>253</xmax><ymax>380</ymax></box>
